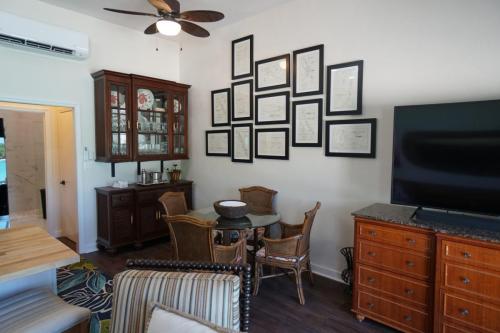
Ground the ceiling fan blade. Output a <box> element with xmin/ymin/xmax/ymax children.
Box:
<box><xmin>179</xmin><ymin>20</ymin><xmax>210</xmax><ymax>38</ymax></box>
<box><xmin>144</xmin><ymin>22</ymin><xmax>159</xmax><ymax>35</ymax></box>
<box><xmin>148</xmin><ymin>0</ymin><xmax>180</xmax><ymax>13</ymax></box>
<box><xmin>103</xmin><ymin>8</ymin><xmax>158</xmax><ymax>17</ymax></box>
<box><xmin>179</xmin><ymin>10</ymin><xmax>224</xmax><ymax>22</ymax></box>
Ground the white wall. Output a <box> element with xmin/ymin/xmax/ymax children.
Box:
<box><xmin>180</xmin><ymin>0</ymin><xmax>500</xmax><ymax>280</ymax></box>
<box><xmin>0</xmin><ymin>0</ymin><xmax>182</xmax><ymax>252</ymax></box>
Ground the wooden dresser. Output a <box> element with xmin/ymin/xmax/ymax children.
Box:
<box><xmin>352</xmin><ymin>204</ymin><xmax>500</xmax><ymax>333</ymax></box>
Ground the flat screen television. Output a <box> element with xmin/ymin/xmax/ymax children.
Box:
<box><xmin>391</xmin><ymin>99</ymin><xmax>500</xmax><ymax>216</ymax></box>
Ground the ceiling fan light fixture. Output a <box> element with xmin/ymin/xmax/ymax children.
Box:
<box><xmin>156</xmin><ymin>19</ymin><xmax>181</xmax><ymax>36</ymax></box>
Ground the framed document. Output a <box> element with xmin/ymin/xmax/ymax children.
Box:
<box><xmin>255</xmin><ymin>54</ymin><xmax>290</xmax><ymax>92</ymax></box>
<box><xmin>255</xmin><ymin>91</ymin><xmax>290</xmax><ymax>125</ymax></box>
<box><xmin>255</xmin><ymin>128</ymin><xmax>289</xmax><ymax>160</ymax></box>
<box><xmin>292</xmin><ymin>99</ymin><xmax>322</xmax><ymax>147</ymax></box>
<box><xmin>293</xmin><ymin>44</ymin><xmax>324</xmax><ymax>97</ymax></box>
<box><xmin>211</xmin><ymin>88</ymin><xmax>230</xmax><ymax>127</ymax></box>
<box><xmin>326</xmin><ymin>60</ymin><xmax>363</xmax><ymax>115</ymax></box>
<box><xmin>231</xmin><ymin>79</ymin><xmax>253</xmax><ymax>121</ymax></box>
<box><xmin>232</xmin><ymin>123</ymin><xmax>253</xmax><ymax>163</ymax></box>
<box><xmin>325</xmin><ymin>119</ymin><xmax>376</xmax><ymax>158</ymax></box>
<box><xmin>206</xmin><ymin>130</ymin><xmax>230</xmax><ymax>156</ymax></box>
<box><xmin>232</xmin><ymin>35</ymin><xmax>253</xmax><ymax>80</ymax></box>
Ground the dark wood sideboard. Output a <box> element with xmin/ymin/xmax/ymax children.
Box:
<box><xmin>352</xmin><ymin>204</ymin><xmax>500</xmax><ymax>333</ymax></box>
<box><xmin>96</xmin><ymin>180</ymin><xmax>192</xmax><ymax>253</ymax></box>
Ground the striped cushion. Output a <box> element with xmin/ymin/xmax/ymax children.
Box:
<box><xmin>110</xmin><ymin>270</ymin><xmax>240</xmax><ymax>333</ymax></box>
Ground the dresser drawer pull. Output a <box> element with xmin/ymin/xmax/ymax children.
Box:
<box><xmin>462</xmin><ymin>252</ymin><xmax>472</xmax><ymax>259</ymax></box>
<box><xmin>461</xmin><ymin>277</ymin><xmax>470</xmax><ymax>285</ymax></box>
<box><xmin>367</xmin><ymin>302</ymin><xmax>375</xmax><ymax>309</ymax></box>
<box><xmin>368</xmin><ymin>230</ymin><xmax>377</xmax><ymax>236</ymax></box>
<box><xmin>459</xmin><ymin>308</ymin><xmax>470</xmax><ymax>317</ymax></box>
<box><xmin>367</xmin><ymin>277</ymin><xmax>376</xmax><ymax>284</ymax></box>
<box><xmin>404</xmin><ymin>288</ymin><xmax>414</xmax><ymax>296</ymax></box>
<box><xmin>367</xmin><ymin>251</ymin><xmax>376</xmax><ymax>257</ymax></box>
<box><xmin>403</xmin><ymin>315</ymin><xmax>412</xmax><ymax>322</ymax></box>
<box><xmin>406</xmin><ymin>238</ymin><xmax>416</xmax><ymax>245</ymax></box>
<box><xmin>405</xmin><ymin>260</ymin><xmax>415</xmax><ymax>267</ymax></box>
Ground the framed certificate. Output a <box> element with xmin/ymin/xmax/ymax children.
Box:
<box><xmin>255</xmin><ymin>54</ymin><xmax>290</xmax><ymax>92</ymax></box>
<box><xmin>211</xmin><ymin>88</ymin><xmax>230</xmax><ymax>127</ymax></box>
<box><xmin>255</xmin><ymin>91</ymin><xmax>290</xmax><ymax>125</ymax></box>
<box><xmin>325</xmin><ymin>118</ymin><xmax>376</xmax><ymax>158</ymax></box>
<box><xmin>292</xmin><ymin>99</ymin><xmax>322</xmax><ymax>147</ymax></box>
<box><xmin>255</xmin><ymin>128</ymin><xmax>289</xmax><ymax>160</ymax></box>
<box><xmin>206</xmin><ymin>130</ymin><xmax>230</xmax><ymax>156</ymax></box>
<box><xmin>326</xmin><ymin>60</ymin><xmax>363</xmax><ymax>115</ymax></box>
<box><xmin>232</xmin><ymin>123</ymin><xmax>253</xmax><ymax>163</ymax></box>
<box><xmin>232</xmin><ymin>35</ymin><xmax>254</xmax><ymax>80</ymax></box>
<box><xmin>231</xmin><ymin>79</ymin><xmax>253</xmax><ymax>121</ymax></box>
<box><xmin>293</xmin><ymin>44</ymin><xmax>324</xmax><ymax>97</ymax></box>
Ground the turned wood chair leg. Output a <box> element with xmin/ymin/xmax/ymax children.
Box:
<box><xmin>294</xmin><ymin>268</ymin><xmax>305</xmax><ymax>305</ymax></box>
<box><xmin>253</xmin><ymin>263</ymin><xmax>261</xmax><ymax>296</ymax></box>
<box><xmin>307</xmin><ymin>260</ymin><xmax>314</xmax><ymax>286</ymax></box>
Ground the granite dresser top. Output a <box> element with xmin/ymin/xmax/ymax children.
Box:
<box><xmin>352</xmin><ymin>203</ymin><xmax>500</xmax><ymax>244</ymax></box>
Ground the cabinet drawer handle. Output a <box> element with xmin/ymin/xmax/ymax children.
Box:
<box><xmin>462</xmin><ymin>252</ymin><xmax>472</xmax><ymax>259</ymax></box>
<box><xmin>404</xmin><ymin>315</ymin><xmax>412</xmax><ymax>322</ymax></box>
<box><xmin>461</xmin><ymin>277</ymin><xmax>470</xmax><ymax>285</ymax></box>
<box><xmin>368</xmin><ymin>230</ymin><xmax>377</xmax><ymax>237</ymax></box>
<box><xmin>404</xmin><ymin>288</ymin><xmax>414</xmax><ymax>296</ymax></box>
<box><xmin>367</xmin><ymin>251</ymin><xmax>376</xmax><ymax>257</ymax></box>
<box><xmin>367</xmin><ymin>277</ymin><xmax>376</xmax><ymax>284</ymax></box>
<box><xmin>405</xmin><ymin>260</ymin><xmax>415</xmax><ymax>267</ymax></box>
<box><xmin>406</xmin><ymin>238</ymin><xmax>416</xmax><ymax>245</ymax></box>
<box><xmin>367</xmin><ymin>302</ymin><xmax>375</xmax><ymax>309</ymax></box>
<box><xmin>130</xmin><ymin>214</ymin><xmax>134</xmax><ymax>225</ymax></box>
<box><xmin>459</xmin><ymin>308</ymin><xmax>469</xmax><ymax>317</ymax></box>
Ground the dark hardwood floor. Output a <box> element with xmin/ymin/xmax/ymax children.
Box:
<box><xmin>83</xmin><ymin>238</ymin><xmax>396</xmax><ymax>333</ymax></box>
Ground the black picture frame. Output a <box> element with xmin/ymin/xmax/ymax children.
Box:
<box><xmin>325</xmin><ymin>118</ymin><xmax>376</xmax><ymax>158</ymax></box>
<box><xmin>255</xmin><ymin>128</ymin><xmax>289</xmax><ymax>160</ymax></box>
<box><xmin>231</xmin><ymin>79</ymin><xmax>253</xmax><ymax>121</ymax></box>
<box><xmin>211</xmin><ymin>88</ymin><xmax>231</xmax><ymax>127</ymax></box>
<box><xmin>255</xmin><ymin>91</ymin><xmax>290</xmax><ymax>125</ymax></box>
<box><xmin>231</xmin><ymin>123</ymin><xmax>253</xmax><ymax>163</ymax></box>
<box><xmin>255</xmin><ymin>54</ymin><xmax>290</xmax><ymax>92</ymax></box>
<box><xmin>326</xmin><ymin>60</ymin><xmax>363</xmax><ymax>116</ymax></box>
<box><xmin>232</xmin><ymin>35</ymin><xmax>254</xmax><ymax>80</ymax></box>
<box><xmin>293</xmin><ymin>44</ymin><xmax>324</xmax><ymax>97</ymax></box>
<box><xmin>206</xmin><ymin>130</ymin><xmax>231</xmax><ymax>157</ymax></box>
<box><xmin>292</xmin><ymin>99</ymin><xmax>323</xmax><ymax>147</ymax></box>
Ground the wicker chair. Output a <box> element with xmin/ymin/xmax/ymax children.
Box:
<box><xmin>165</xmin><ymin>214</ymin><xmax>245</xmax><ymax>265</ymax></box>
<box><xmin>253</xmin><ymin>202</ymin><xmax>321</xmax><ymax>305</ymax></box>
<box><xmin>158</xmin><ymin>191</ymin><xmax>188</xmax><ymax>216</ymax></box>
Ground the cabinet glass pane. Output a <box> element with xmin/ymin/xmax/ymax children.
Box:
<box><xmin>138</xmin><ymin>134</ymin><xmax>168</xmax><ymax>155</ymax></box>
<box><xmin>173</xmin><ymin>94</ymin><xmax>185</xmax><ymax>155</ymax></box>
<box><xmin>110</xmin><ymin>85</ymin><xmax>118</xmax><ymax>107</ymax></box>
<box><xmin>110</xmin><ymin>84</ymin><xmax>129</xmax><ymax>157</ymax></box>
<box><xmin>137</xmin><ymin>87</ymin><xmax>168</xmax><ymax>156</ymax></box>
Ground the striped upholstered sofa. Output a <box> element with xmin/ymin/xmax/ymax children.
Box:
<box><xmin>110</xmin><ymin>260</ymin><xmax>251</xmax><ymax>333</ymax></box>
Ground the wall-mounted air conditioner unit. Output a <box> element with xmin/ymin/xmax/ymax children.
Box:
<box><xmin>0</xmin><ymin>11</ymin><xmax>89</xmax><ymax>60</ymax></box>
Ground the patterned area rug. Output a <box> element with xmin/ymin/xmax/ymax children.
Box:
<box><xmin>57</xmin><ymin>259</ymin><xmax>113</xmax><ymax>333</ymax></box>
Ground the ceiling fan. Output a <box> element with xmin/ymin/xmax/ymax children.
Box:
<box><xmin>103</xmin><ymin>0</ymin><xmax>224</xmax><ymax>38</ymax></box>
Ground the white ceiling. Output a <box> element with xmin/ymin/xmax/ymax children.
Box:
<box><xmin>39</xmin><ymin>0</ymin><xmax>291</xmax><ymax>37</ymax></box>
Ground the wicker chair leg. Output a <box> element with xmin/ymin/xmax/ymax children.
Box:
<box><xmin>294</xmin><ymin>268</ymin><xmax>305</xmax><ymax>305</ymax></box>
<box><xmin>253</xmin><ymin>263</ymin><xmax>261</xmax><ymax>296</ymax></box>
<box><xmin>307</xmin><ymin>260</ymin><xmax>314</xmax><ymax>286</ymax></box>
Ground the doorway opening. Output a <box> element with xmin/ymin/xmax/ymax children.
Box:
<box><xmin>0</xmin><ymin>102</ymin><xmax>79</xmax><ymax>250</ymax></box>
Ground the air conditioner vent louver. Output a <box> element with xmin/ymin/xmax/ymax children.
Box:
<box><xmin>26</xmin><ymin>40</ymin><xmax>51</xmax><ymax>51</ymax></box>
<box><xmin>0</xmin><ymin>33</ymin><xmax>24</xmax><ymax>45</ymax></box>
<box><xmin>51</xmin><ymin>46</ymin><xmax>74</xmax><ymax>55</ymax></box>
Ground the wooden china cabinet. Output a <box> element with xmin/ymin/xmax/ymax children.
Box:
<box><xmin>92</xmin><ymin>70</ymin><xmax>190</xmax><ymax>162</ymax></box>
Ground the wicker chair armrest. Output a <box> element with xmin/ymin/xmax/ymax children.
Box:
<box><xmin>214</xmin><ymin>238</ymin><xmax>246</xmax><ymax>265</ymax></box>
<box><xmin>278</xmin><ymin>221</ymin><xmax>303</xmax><ymax>238</ymax></box>
<box><xmin>262</xmin><ymin>235</ymin><xmax>302</xmax><ymax>257</ymax></box>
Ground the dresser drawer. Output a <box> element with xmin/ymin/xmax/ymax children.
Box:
<box><xmin>443</xmin><ymin>292</ymin><xmax>500</xmax><ymax>332</ymax></box>
<box><xmin>443</xmin><ymin>262</ymin><xmax>500</xmax><ymax>302</ymax></box>
<box><xmin>442</xmin><ymin>239</ymin><xmax>500</xmax><ymax>271</ymax></box>
<box><xmin>358</xmin><ymin>291</ymin><xmax>429</xmax><ymax>333</ymax></box>
<box><xmin>111</xmin><ymin>192</ymin><xmax>133</xmax><ymax>207</ymax></box>
<box><xmin>359</xmin><ymin>241</ymin><xmax>431</xmax><ymax>280</ymax></box>
<box><xmin>359</xmin><ymin>221</ymin><xmax>431</xmax><ymax>253</ymax></box>
<box><xmin>358</xmin><ymin>265</ymin><xmax>430</xmax><ymax>307</ymax></box>
<box><xmin>442</xmin><ymin>322</ymin><xmax>480</xmax><ymax>333</ymax></box>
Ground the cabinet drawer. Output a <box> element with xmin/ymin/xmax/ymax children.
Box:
<box><xmin>442</xmin><ymin>322</ymin><xmax>480</xmax><ymax>333</ymax></box>
<box><xmin>111</xmin><ymin>193</ymin><xmax>133</xmax><ymax>207</ymax></box>
<box><xmin>443</xmin><ymin>262</ymin><xmax>500</xmax><ymax>302</ymax></box>
<box><xmin>442</xmin><ymin>240</ymin><xmax>500</xmax><ymax>271</ymax></box>
<box><xmin>358</xmin><ymin>265</ymin><xmax>430</xmax><ymax>307</ymax></box>
<box><xmin>359</xmin><ymin>221</ymin><xmax>431</xmax><ymax>253</ymax></box>
<box><xmin>358</xmin><ymin>291</ymin><xmax>428</xmax><ymax>333</ymax></box>
<box><xmin>137</xmin><ymin>190</ymin><xmax>163</xmax><ymax>204</ymax></box>
<box><xmin>359</xmin><ymin>241</ymin><xmax>431</xmax><ymax>280</ymax></box>
<box><xmin>443</xmin><ymin>292</ymin><xmax>500</xmax><ymax>332</ymax></box>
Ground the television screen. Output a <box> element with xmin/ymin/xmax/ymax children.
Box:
<box><xmin>391</xmin><ymin>100</ymin><xmax>500</xmax><ymax>216</ymax></box>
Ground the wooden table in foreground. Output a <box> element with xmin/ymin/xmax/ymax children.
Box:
<box><xmin>0</xmin><ymin>225</ymin><xmax>79</xmax><ymax>299</ymax></box>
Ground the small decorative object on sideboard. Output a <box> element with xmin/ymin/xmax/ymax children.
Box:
<box><xmin>214</xmin><ymin>200</ymin><xmax>248</xmax><ymax>219</ymax></box>
<box><xmin>168</xmin><ymin>164</ymin><xmax>181</xmax><ymax>183</ymax></box>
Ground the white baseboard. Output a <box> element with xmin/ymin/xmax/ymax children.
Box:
<box><xmin>311</xmin><ymin>262</ymin><xmax>346</xmax><ymax>284</ymax></box>
<box><xmin>78</xmin><ymin>242</ymin><xmax>98</xmax><ymax>254</ymax></box>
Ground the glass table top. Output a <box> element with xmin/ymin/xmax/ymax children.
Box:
<box><xmin>188</xmin><ymin>207</ymin><xmax>281</xmax><ymax>230</ymax></box>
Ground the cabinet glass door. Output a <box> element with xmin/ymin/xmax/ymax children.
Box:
<box><xmin>110</xmin><ymin>84</ymin><xmax>130</xmax><ymax>158</ymax></box>
<box><xmin>172</xmin><ymin>94</ymin><xmax>186</xmax><ymax>157</ymax></box>
<box><xmin>136</xmin><ymin>88</ymin><xmax>168</xmax><ymax>158</ymax></box>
